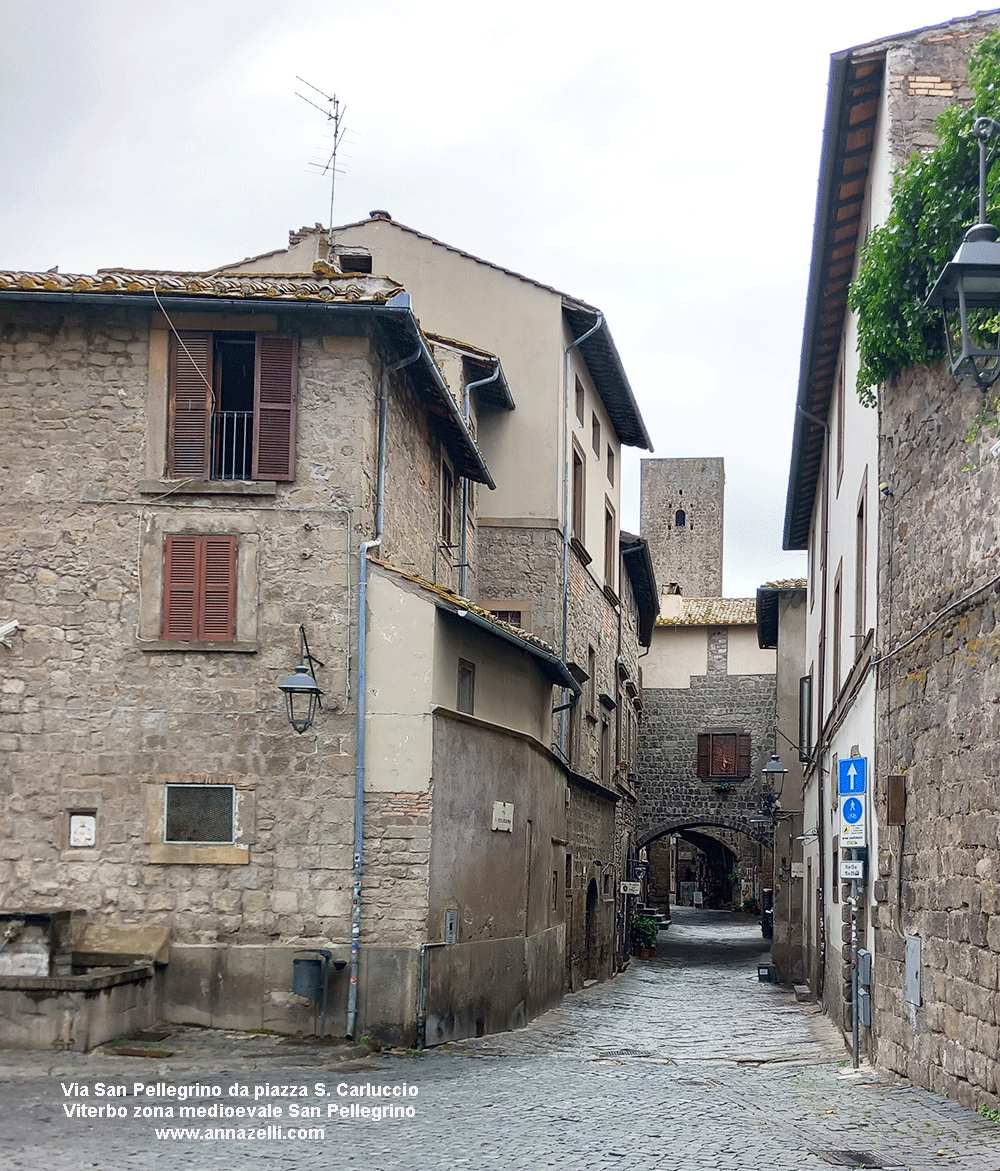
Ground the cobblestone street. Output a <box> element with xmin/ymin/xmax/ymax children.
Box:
<box><xmin>0</xmin><ymin>908</ymin><xmax>998</xmax><ymax>1169</ymax></box>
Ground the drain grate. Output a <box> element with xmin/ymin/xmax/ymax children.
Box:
<box><xmin>596</xmin><ymin>1048</ymin><xmax>651</xmax><ymax>1058</ymax></box>
<box><xmin>809</xmin><ymin>1152</ymin><xmax>891</xmax><ymax>1168</ymax></box>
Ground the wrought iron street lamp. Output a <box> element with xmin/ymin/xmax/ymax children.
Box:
<box><xmin>748</xmin><ymin>754</ymin><xmax>790</xmax><ymax>828</ymax></box>
<box><xmin>926</xmin><ymin>117</ymin><xmax>1000</xmax><ymax>390</ymax></box>
<box><xmin>278</xmin><ymin>626</ymin><xmax>324</xmax><ymax>733</ymax></box>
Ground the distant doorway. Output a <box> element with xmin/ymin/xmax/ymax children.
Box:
<box><xmin>585</xmin><ymin>879</ymin><xmax>598</xmax><ymax>980</ymax></box>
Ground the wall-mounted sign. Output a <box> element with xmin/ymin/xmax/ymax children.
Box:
<box><xmin>840</xmin><ymin>860</ymin><xmax>866</xmax><ymax>881</ymax></box>
<box><xmin>491</xmin><ymin>801</ymin><xmax>513</xmax><ymax>832</ymax></box>
<box><xmin>620</xmin><ymin>881</ymin><xmax>641</xmax><ymax>895</ymax></box>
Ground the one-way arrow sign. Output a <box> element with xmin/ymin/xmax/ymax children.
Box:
<box><xmin>838</xmin><ymin>758</ymin><xmax>867</xmax><ymax>796</ymax></box>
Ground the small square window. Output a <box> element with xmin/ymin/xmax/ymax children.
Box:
<box><xmin>339</xmin><ymin>253</ymin><xmax>372</xmax><ymax>274</ymax></box>
<box><xmin>165</xmin><ymin>785</ymin><xmax>235</xmax><ymax>844</ymax></box>
<box><xmin>457</xmin><ymin>658</ymin><xmax>475</xmax><ymax>714</ymax></box>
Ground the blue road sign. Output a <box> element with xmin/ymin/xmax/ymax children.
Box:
<box><xmin>843</xmin><ymin>796</ymin><xmax>864</xmax><ymax>824</ymax></box>
<box><xmin>839</xmin><ymin>758</ymin><xmax>867</xmax><ymax>796</ymax></box>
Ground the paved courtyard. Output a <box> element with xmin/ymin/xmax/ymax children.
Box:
<box><xmin>0</xmin><ymin>908</ymin><xmax>998</xmax><ymax>1169</ymax></box>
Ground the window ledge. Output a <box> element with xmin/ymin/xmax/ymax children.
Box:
<box><xmin>150</xmin><ymin>844</ymin><xmax>248</xmax><ymax>865</ymax></box>
<box><xmin>137</xmin><ymin>639</ymin><xmax>258</xmax><ymax>654</ymax></box>
<box><xmin>570</xmin><ymin>537</ymin><xmax>592</xmax><ymax>566</ymax></box>
<box><xmin>138</xmin><ymin>480</ymin><xmax>277</xmax><ymax>497</ymax></box>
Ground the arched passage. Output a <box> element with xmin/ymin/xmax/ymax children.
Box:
<box><xmin>640</xmin><ymin>821</ymin><xmax>772</xmax><ymax>914</ymax></box>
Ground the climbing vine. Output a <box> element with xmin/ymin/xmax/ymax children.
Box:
<box><xmin>848</xmin><ymin>30</ymin><xmax>1000</xmax><ymax>409</ymax></box>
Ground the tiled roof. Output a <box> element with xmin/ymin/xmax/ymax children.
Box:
<box><xmin>759</xmin><ymin>578</ymin><xmax>807</xmax><ymax>590</ymax></box>
<box><xmin>656</xmin><ymin>597</ymin><xmax>758</xmax><ymax>627</ymax></box>
<box><xmin>369</xmin><ymin>558</ymin><xmax>557</xmax><ymax>655</ymax></box>
<box><xmin>0</xmin><ymin>267</ymin><xmax>402</xmax><ymax>304</ymax></box>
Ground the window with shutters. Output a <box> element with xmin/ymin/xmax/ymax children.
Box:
<box><xmin>161</xmin><ymin>534</ymin><xmax>238</xmax><ymax>642</ymax></box>
<box><xmin>167</xmin><ymin>330</ymin><xmax>298</xmax><ymax>482</ymax></box>
<box><xmin>696</xmin><ymin>732</ymin><xmax>751</xmax><ymax>779</ymax></box>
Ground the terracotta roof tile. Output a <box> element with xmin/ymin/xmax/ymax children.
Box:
<box><xmin>656</xmin><ymin>597</ymin><xmax>758</xmax><ymax>627</ymax></box>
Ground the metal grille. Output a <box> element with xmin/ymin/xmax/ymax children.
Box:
<box><xmin>212</xmin><ymin>411</ymin><xmax>253</xmax><ymax>480</ymax></box>
<box><xmin>596</xmin><ymin>1049</ymin><xmax>651</xmax><ymax>1058</ymax></box>
<box><xmin>810</xmin><ymin>1152</ymin><xmax>891</xmax><ymax>1168</ymax></box>
<box><xmin>165</xmin><ymin>785</ymin><xmax>235</xmax><ymax>844</ymax></box>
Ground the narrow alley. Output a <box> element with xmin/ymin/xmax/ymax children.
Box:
<box><xmin>1</xmin><ymin>909</ymin><xmax>997</xmax><ymax>1171</ymax></box>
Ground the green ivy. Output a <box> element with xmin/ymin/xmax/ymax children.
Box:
<box><xmin>848</xmin><ymin>30</ymin><xmax>1000</xmax><ymax>407</ymax></box>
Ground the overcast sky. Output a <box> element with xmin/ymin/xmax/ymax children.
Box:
<box><xmin>2</xmin><ymin>1</ymin><xmax>988</xmax><ymax>595</ymax></box>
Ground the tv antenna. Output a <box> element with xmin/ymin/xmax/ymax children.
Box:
<box><xmin>296</xmin><ymin>77</ymin><xmax>348</xmax><ymax>230</ymax></box>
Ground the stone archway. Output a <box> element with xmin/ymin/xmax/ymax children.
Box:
<box><xmin>641</xmin><ymin>820</ymin><xmax>772</xmax><ymax>913</ymax></box>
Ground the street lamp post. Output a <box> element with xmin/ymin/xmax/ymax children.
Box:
<box><xmin>926</xmin><ymin>117</ymin><xmax>1000</xmax><ymax>390</ymax></box>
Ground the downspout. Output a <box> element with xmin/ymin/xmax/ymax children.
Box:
<box><xmin>459</xmin><ymin>364</ymin><xmax>500</xmax><ymax>598</ymax></box>
<box><xmin>347</xmin><ymin>345</ymin><xmax>421</xmax><ymax>1041</ymax></box>
<box><xmin>560</xmin><ymin>313</ymin><xmax>603</xmax><ymax>756</ymax></box>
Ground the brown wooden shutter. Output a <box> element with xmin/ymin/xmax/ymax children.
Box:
<box><xmin>168</xmin><ymin>332</ymin><xmax>213</xmax><ymax>477</ymax></box>
<box><xmin>697</xmin><ymin>733</ymin><xmax>711</xmax><ymax>777</ymax></box>
<box><xmin>162</xmin><ymin>534</ymin><xmax>237</xmax><ymax>642</ymax></box>
<box><xmin>253</xmin><ymin>334</ymin><xmax>298</xmax><ymax>481</ymax></box>
<box><xmin>162</xmin><ymin>535</ymin><xmax>200</xmax><ymax>640</ymax></box>
<box><xmin>200</xmin><ymin>536</ymin><xmax>238</xmax><ymax>641</ymax></box>
<box><xmin>737</xmin><ymin>734</ymin><xmax>752</xmax><ymax>778</ymax></box>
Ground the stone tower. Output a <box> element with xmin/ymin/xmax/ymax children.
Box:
<box><xmin>640</xmin><ymin>457</ymin><xmax>724</xmax><ymax>597</ymax></box>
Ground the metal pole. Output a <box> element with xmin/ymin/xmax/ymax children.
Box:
<box><xmin>851</xmin><ymin>870</ymin><xmax>859</xmax><ymax>1069</ymax></box>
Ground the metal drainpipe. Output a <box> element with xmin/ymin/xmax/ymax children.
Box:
<box><xmin>346</xmin><ymin>346</ymin><xmax>421</xmax><ymax>1041</ymax></box>
<box><xmin>560</xmin><ymin>313</ymin><xmax>603</xmax><ymax>756</ymax></box>
<box><xmin>459</xmin><ymin>364</ymin><xmax>500</xmax><ymax>598</ymax></box>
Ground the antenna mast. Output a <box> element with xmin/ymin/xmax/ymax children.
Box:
<box><xmin>295</xmin><ymin>77</ymin><xmax>348</xmax><ymax>230</ymax></box>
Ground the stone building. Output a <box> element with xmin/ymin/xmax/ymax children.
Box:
<box><xmin>784</xmin><ymin>10</ymin><xmax>1000</xmax><ymax>1108</ymax></box>
<box><xmin>637</xmin><ymin>459</ymin><xmax>776</xmax><ymax>914</ymax></box>
<box><xmin>220</xmin><ymin>217</ymin><xmax>657</xmax><ymax>988</ymax></box>
<box><xmin>0</xmin><ymin>223</ymin><xmax>655</xmax><ymax>1047</ymax></box>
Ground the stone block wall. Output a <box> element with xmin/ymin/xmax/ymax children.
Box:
<box><xmin>639</xmin><ymin>626</ymin><xmax>777</xmax><ymax>845</ymax></box>
<box><xmin>874</xmin><ymin>359</ymin><xmax>1000</xmax><ymax>1110</ymax></box>
<box><xmin>0</xmin><ymin>299</ymin><xmax>453</xmax><ymax>1034</ymax></box>
<box><xmin>640</xmin><ymin>458</ymin><xmax>723</xmax><ymax>598</ymax></box>
<box><xmin>565</xmin><ymin>780</ymin><xmax>616</xmax><ymax>989</ymax></box>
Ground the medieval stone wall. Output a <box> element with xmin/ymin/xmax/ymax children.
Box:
<box><xmin>0</xmin><ymin>301</ymin><xmax>452</xmax><ymax>1028</ymax></box>
<box><xmin>874</xmin><ymin>359</ymin><xmax>1000</xmax><ymax>1110</ymax></box>
<box><xmin>640</xmin><ymin>457</ymin><xmax>724</xmax><ymax>597</ymax></box>
<box><xmin>638</xmin><ymin>627</ymin><xmax>777</xmax><ymax>846</ymax></box>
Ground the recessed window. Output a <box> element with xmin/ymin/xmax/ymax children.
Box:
<box><xmin>168</xmin><ymin>331</ymin><xmax>298</xmax><ymax>482</ymax></box>
<box><xmin>607</xmin><ymin>445</ymin><xmax>615</xmax><ymax>485</ymax></box>
<box><xmin>592</xmin><ymin>412</ymin><xmax>601</xmax><ymax>457</ymax></box>
<box><xmin>572</xmin><ymin>444</ymin><xmax>585</xmax><ymax>543</ymax></box>
<box><xmin>604</xmin><ymin>502</ymin><xmax>616</xmax><ymax>591</ymax></box>
<box><xmin>490</xmin><ymin>609</ymin><xmax>522</xmax><ymax>626</ymax></box>
<box><xmin>575</xmin><ymin>377</ymin><xmax>585</xmax><ymax>424</ymax></box>
<box><xmin>675</xmin><ymin>509</ymin><xmax>686</xmax><ymax>528</ymax></box>
<box><xmin>696</xmin><ymin>732</ymin><xmax>751</xmax><ymax>779</ymax></box>
<box><xmin>457</xmin><ymin>658</ymin><xmax>475</xmax><ymax>714</ymax></box>
<box><xmin>165</xmin><ymin>785</ymin><xmax>235</xmax><ymax>844</ymax></box>
<box><xmin>162</xmin><ymin>534</ymin><xmax>238</xmax><ymax>642</ymax></box>
<box><xmin>441</xmin><ymin>461</ymin><xmax>454</xmax><ymax>546</ymax></box>
<box><xmin>339</xmin><ymin>253</ymin><xmax>372</xmax><ymax>273</ymax></box>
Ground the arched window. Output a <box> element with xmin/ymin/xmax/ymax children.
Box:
<box><xmin>675</xmin><ymin>509</ymin><xmax>686</xmax><ymax>527</ymax></box>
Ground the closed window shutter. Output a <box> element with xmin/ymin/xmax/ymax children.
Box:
<box><xmin>696</xmin><ymin>733</ymin><xmax>711</xmax><ymax>777</ymax></box>
<box><xmin>162</xmin><ymin>534</ymin><xmax>237</xmax><ymax>642</ymax></box>
<box><xmin>168</xmin><ymin>332</ymin><xmax>213</xmax><ymax>477</ymax></box>
<box><xmin>253</xmin><ymin>334</ymin><xmax>298</xmax><ymax>481</ymax></box>
<box><xmin>737</xmin><ymin>734</ymin><xmax>751</xmax><ymax>778</ymax></box>
<box><xmin>162</xmin><ymin>536</ymin><xmax>201</xmax><ymax>640</ymax></box>
<box><xmin>200</xmin><ymin>536</ymin><xmax>238</xmax><ymax>641</ymax></box>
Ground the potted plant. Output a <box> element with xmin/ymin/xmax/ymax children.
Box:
<box><xmin>632</xmin><ymin>915</ymin><xmax>659</xmax><ymax>958</ymax></box>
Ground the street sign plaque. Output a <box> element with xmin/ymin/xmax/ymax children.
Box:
<box><xmin>620</xmin><ymin>881</ymin><xmax>641</xmax><ymax>895</ymax></box>
<box><xmin>840</xmin><ymin>860</ymin><xmax>865</xmax><ymax>880</ymax></box>
<box><xmin>841</xmin><ymin>793</ymin><xmax>867</xmax><ymax>847</ymax></box>
<box><xmin>838</xmin><ymin>758</ymin><xmax>867</xmax><ymax>795</ymax></box>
